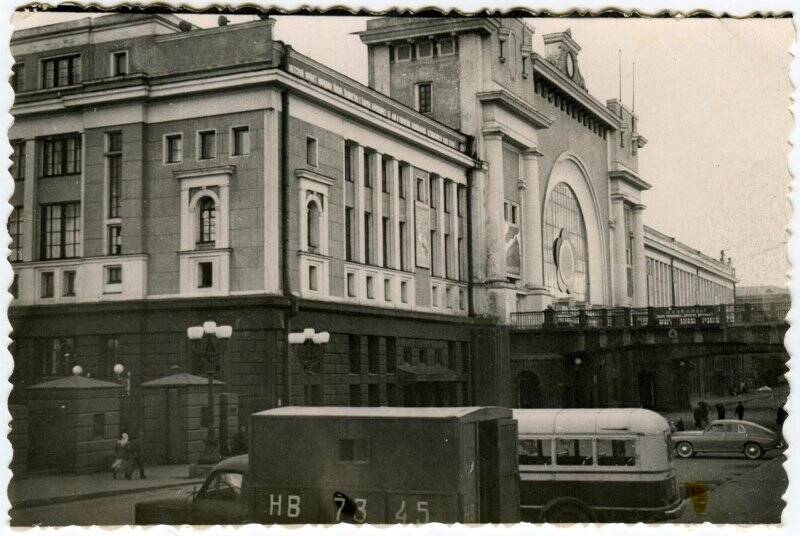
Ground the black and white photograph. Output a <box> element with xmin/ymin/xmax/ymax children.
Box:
<box><xmin>2</xmin><ymin>1</ymin><xmax>796</xmax><ymax>530</ymax></box>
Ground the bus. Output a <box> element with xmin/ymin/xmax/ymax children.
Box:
<box><xmin>513</xmin><ymin>408</ymin><xmax>685</xmax><ymax>523</ymax></box>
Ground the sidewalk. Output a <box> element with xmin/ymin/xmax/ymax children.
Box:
<box><xmin>661</xmin><ymin>385</ymin><xmax>788</xmax><ymax>431</ymax></box>
<box><xmin>10</xmin><ymin>464</ymin><xmax>204</xmax><ymax>509</ymax></box>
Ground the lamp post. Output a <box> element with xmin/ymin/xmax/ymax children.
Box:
<box><xmin>288</xmin><ymin>328</ymin><xmax>330</xmax><ymax>377</ymax></box>
<box><xmin>187</xmin><ymin>320</ymin><xmax>233</xmax><ymax>464</ymax></box>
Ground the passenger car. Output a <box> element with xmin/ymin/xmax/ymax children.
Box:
<box><xmin>671</xmin><ymin>419</ymin><xmax>778</xmax><ymax>460</ymax></box>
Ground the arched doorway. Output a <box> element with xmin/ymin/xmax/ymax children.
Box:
<box><xmin>518</xmin><ymin>371</ymin><xmax>544</xmax><ymax>408</ymax></box>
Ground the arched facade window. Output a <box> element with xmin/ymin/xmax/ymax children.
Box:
<box><xmin>307</xmin><ymin>200</ymin><xmax>321</xmax><ymax>252</ymax></box>
<box><xmin>198</xmin><ymin>196</ymin><xmax>216</xmax><ymax>245</ymax></box>
<box><xmin>543</xmin><ymin>182</ymin><xmax>590</xmax><ymax>302</ymax></box>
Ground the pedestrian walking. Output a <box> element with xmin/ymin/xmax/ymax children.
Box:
<box><xmin>699</xmin><ymin>401</ymin><xmax>710</xmax><ymax>427</ymax></box>
<box><xmin>776</xmin><ymin>405</ymin><xmax>788</xmax><ymax>448</ymax></box>
<box><xmin>735</xmin><ymin>400</ymin><xmax>745</xmax><ymax>421</ymax></box>
<box><xmin>232</xmin><ymin>424</ymin><xmax>249</xmax><ymax>455</ymax></box>
<box><xmin>675</xmin><ymin>417</ymin><xmax>685</xmax><ymax>431</ymax></box>
<box><xmin>715</xmin><ymin>402</ymin><xmax>726</xmax><ymax>420</ymax></box>
<box><xmin>112</xmin><ymin>432</ymin><xmax>129</xmax><ymax>479</ymax></box>
<box><xmin>693</xmin><ymin>405</ymin><xmax>705</xmax><ymax>429</ymax></box>
<box><xmin>125</xmin><ymin>431</ymin><xmax>146</xmax><ymax>480</ymax></box>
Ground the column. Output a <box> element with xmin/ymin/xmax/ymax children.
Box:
<box><xmin>483</xmin><ymin>132</ymin><xmax>506</xmax><ymax>282</ymax></box>
<box><xmin>448</xmin><ymin>180</ymin><xmax>459</xmax><ymax>280</ymax></box>
<box><xmin>373</xmin><ymin>152</ymin><xmax>384</xmax><ymax>267</ymax></box>
<box><xmin>611</xmin><ymin>195</ymin><xmax>628</xmax><ymax>306</ymax></box>
<box><xmin>521</xmin><ymin>149</ymin><xmax>544</xmax><ymax>290</ymax></box>
<box><xmin>22</xmin><ymin>138</ymin><xmax>37</xmax><ymax>261</ymax></box>
<box><xmin>436</xmin><ymin>175</ymin><xmax>446</xmax><ymax>278</ymax></box>
<box><xmin>390</xmin><ymin>159</ymin><xmax>401</xmax><ymax>270</ymax></box>
<box><xmin>632</xmin><ymin>204</ymin><xmax>647</xmax><ymax>307</ymax></box>
<box><xmin>355</xmin><ymin>145</ymin><xmax>366</xmax><ymax>263</ymax></box>
<box><xmin>402</xmin><ymin>163</ymin><xmax>415</xmax><ymax>270</ymax></box>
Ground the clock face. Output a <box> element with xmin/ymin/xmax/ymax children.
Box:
<box><xmin>566</xmin><ymin>53</ymin><xmax>575</xmax><ymax>78</ymax></box>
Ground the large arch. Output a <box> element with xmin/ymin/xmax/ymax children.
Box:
<box><xmin>542</xmin><ymin>153</ymin><xmax>608</xmax><ymax>305</ymax></box>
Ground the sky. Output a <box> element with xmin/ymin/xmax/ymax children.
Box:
<box><xmin>9</xmin><ymin>12</ymin><xmax>794</xmax><ymax>288</ymax></box>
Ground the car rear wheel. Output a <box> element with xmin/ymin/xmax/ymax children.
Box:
<box><xmin>541</xmin><ymin>500</ymin><xmax>596</xmax><ymax>523</ymax></box>
<box><xmin>743</xmin><ymin>442</ymin><xmax>763</xmax><ymax>460</ymax></box>
<box><xmin>675</xmin><ymin>442</ymin><xmax>694</xmax><ymax>458</ymax></box>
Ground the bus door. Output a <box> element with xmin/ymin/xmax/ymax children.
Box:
<box><xmin>478</xmin><ymin>418</ymin><xmax>520</xmax><ymax>523</ymax></box>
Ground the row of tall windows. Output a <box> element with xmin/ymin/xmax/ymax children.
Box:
<box><xmin>42</xmin><ymin>135</ymin><xmax>82</xmax><ymax>177</ymax></box>
<box><xmin>41</xmin><ymin>202</ymin><xmax>81</xmax><ymax>260</ymax></box>
<box><xmin>164</xmin><ymin>126</ymin><xmax>250</xmax><ymax>164</ymax></box>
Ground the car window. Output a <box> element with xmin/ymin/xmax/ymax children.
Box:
<box><xmin>202</xmin><ymin>471</ymin><xmax>243</xmax><ymax>501</ymax></box>
<box><xmin>555</xmin><ymin>438</ymin><xmax>593</xmax><ymax>466</ymax></box>
<box><xmin>737</xmin><ymin>425</ymin><xmax>747</xmax><ymax>434</ymax></box>
<box><xmin>597</xmin><ymin>439</ymin><xmax>636</xmax><ymax>466</ymax></box>
<box><xmin>518</xmin><ymin>438</ymin><xmax>552</xmax><ymax>466</ymax></box>
<box><xmin>707</xmin><ymin>424</ymin><xmax>725</xmax><ymax>433</ymax></box>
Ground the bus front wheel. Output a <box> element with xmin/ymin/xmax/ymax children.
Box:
<box><xmin>540</xmin><ymin>499</ymin><xmax>596</xmax><ymax>523</ymax></box>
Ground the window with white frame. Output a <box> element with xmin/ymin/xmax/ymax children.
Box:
<box><xmin>394</xmin><ymin>44</ymin><xmax>412</xmax><ymax>62</ymax></box>
<box><xmin>41</xmin><ymin>54</ymin><xmax>81</xmax><ymax>88</ymax></box>
<box><xmin>306</xmin><ymin>137</ymin><xmax>318</xmax><ymax>167</ymax></box>
<box><xmin>231</xmin><ymin>126</ymin><xmax>250</xmax><ymax>156</ymax></box>
<box><xmin>306</xmin><ymin>198</ymin><xmax>321</xmax><ymax>253</ymax></box>
<box><xmin>110</xmin><ymin>50</ymin><xmax>128</xmax><ymax>76</ymax></box>
<box><xmin>417</xmin><ymin>41</ymin><xmax>434</xmax><ymax>59</ymax></box>
<box><xmin>165</xmin><ymin>134</ymin><xmax>183</xmax><ymax>163</ymax></box>
<box><xmin>416</xmin><ymin>82</ymin><xmax>432</xmax><ymax>114</ymax></box>
<box><xmin>198</xmin><ymin>196</ymin><xmax>217</xmax><ymax>245</ymax></box>
<box><xmin>438</xmin><ymin>37</ymin><xmax>456</xmax><ymax>56</ymax></box>
<box><xmin>198</xmin><ymin>130</ymin><xmax>217</xmax><ymax>160</ymax></box>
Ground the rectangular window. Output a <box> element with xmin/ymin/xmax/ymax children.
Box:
<box><xmin>41</xmin><ymin>135</ymin><xmax>82</xmax><ymax>177</ymax></box>
<box><xmin>62</xmin><ymin>270</ymin><xmax>76</xmax><ymax>297</ymax></box>
<box><xmin>399</xmin><ymin>222</ymin><xmax>407</xmax><ymax>270</ymax></box>
<box><xmin>400</xmin><ymin>281</ymin><xmax>408</xmax><ymax>303</ymax></box>
<box><xmin>417</xmin><ymin>82</ymin><xmax>432</xmax><ymax>114</ymax></box>
<box><xmin>232</xmin><ymin>126</ymin><xmax>250</xmax><ymax>156</ymax></box>
<box><xmin>457</xmin><ymin>237</ymin><xmax>464</xmax><ymax>280</ymax></box>
<box><xmin>386</xmin><ymin>337</ymin><xmax>397</xmax><ymax>373</ymax></box>
<box><xmin>518</xmin><ymin>438</ymin><xmax>553</xmax><ymax>466</ymax></box>
<box><xmin>416</xmin><ymin>177</ymin><xmax>425</xmax><ymax>202</ymax></box>
<box><xmin>430</xmin><ymin>230</ymin><xmax>437</xmax><ymax>274</ymax></box>
<box><xmin>403</xmin><ymin>347</ymin><xmax>413</xmax><ymax>365</ymax></box>
<box><xmin>41</xmin><ymin>55</ymin><xmax>81</xmax><ymax>88</ymax></box>
<box><xmin>339</xmin><ymin>437</ymin><xmax>369</xmax><ymax>462</ymax></box>
<box><xmin>348</xmin><ymin>335</ymin><xmax>361</xmax><ymax>374</ymax></box>
<box><xmin>384</xmin><ymin>278</ymin><xmax>392</xmax><ymax>302</ymax></box>
<box><xmin>368</xmin><ymin>384</ymin><xmax>380</xmax><ymax>407</ymax></box>
<box><xmin>92</xmin><ymin>413</ymin><xmax>106</xmax><ymax>439</ymax></box>
<box><xmin>111</xmin><ymin>51</ymin><xmax>128</xmax><ymax>76</ymax></box>
<box><xmin>9</xmin><ymin>207</ymin><xmax>22</xmax><ymax>262</ymax></box>
<box><xmin>346</xmin><ymin>272</ymin><xmax>356</xmax><ymax>298</ymax></box>
<box><xmin>444</xmin><ymin>234</ymin><xmax>452</xmax><ymax>278</ymax></box>
<box><xmin>198</xmin><ymin>262</ymin><xmax>213</xmax><ymax>288</ymax></box>
<box><xmin>11</xmin><ymin>140</ymin><xmax>25</xmax><ymax>181</ymax></box>
<box><xmin>368</xmin><ymin>336</ymin><xmax>379</xmax><ymax>374</ymax></box>
<box><xmin>106</xmin><ymin>132</ymin><xmax>122</xmax><ymax>219</ymax></box>
<box><xmin>438</xmin><ymin>37</ymin><xmax>456</xmax><ymax>56</ymax></box>
<box><xmin>382</xmin><ymin>216</ymin><xmax>390</xmax><ymax>267</ymax></box>
<box><xmin>199</xmin><ymin>130</ymin><xmax>216</xmax><ymax>160</ymax></box>
<box><xmin>363</xmin><ymin>151</ymin><xmax>372</xmax><ymax>188</ymax></box>
<box><xmin>417</xmin><ymin>41</ymin><xmax>434</xmax><ymax>59</ymax></box>
<box><xmin>306</xmin><ymin>137</ymin><xmax>318</xmax><ymax>167</ymax></box>
<box><xmin>432</xmin><ymin>284</ymin><xmax>439</xmax><ymax>308</ymax></box>
<box><xmin>429</xmin><ymin>176</ymin><xmax>437</xmax><ymax>208</ymax></box>
<box><xmin>366</xmin><ymin>275</ymin><xmax>374</xmax><ymax>299</ymax></box>
<box><xmin>40</xmin><ymin>272</ymin><xmax>54</xmax><ymax>298</ymax></box>
<box><xmin>624</xmin><ymin>205</ymin><xmax>634</xmax><ymax>298</ymax></box>
<box><xmin>381</xmin><ymin>159</ymin><xmax>390</xmax><ymax>193</ymax></box>
<box><xmin>11</xmin><ymin>63</ymin><xmax>24</xmax><ymax>92</ymax></box>
<box><xmin>457</xmin><ymin>187</ymin><xmax>463</xmax><ymax>216</ymax></box>
<box><xmin>444</xmin><ymin>183</ymin><xmax>451</xmax><ymax>213</ymax></box>
<box><xmin>398</xmin><ymin>170</ymin><xmax>405</xmax><ymax>198</ymax></box>
<box><xmin>344</xmin><ymin>143</ymin><xmax>353</xmax><ymax>182</ymax></box>
<box><xmin>345</xmin><ymin>207</ymin><xmax>354</xmax><ymax>262</ymax></box>
<box><xmin>364</xmin><ymin>212</ymin><xmax>373</xmax><ymax>264</ymax></box>
<box><xmin>41</xmin><ymin>202</ymin><xmax>81</xmax><ymax>260</ymax></box>
<box><xmin>348</xmin><ymin>385</ymin><xmax>362</xmax><ymax>407</ymax></box>
<box><xmin>308</xmin><ymin>264</ymin><xmax>318</xmax><ymax>291</ymax></box>
<box><xmin>165</xmin><ymin>134</ymin><xmax>183</xmax><ymax>163</ymax></box>
<box><xmin>395</xmin><ymin>44</ymin><xmax>412</xmax><ymax>62</ymax></box>
<box><xmin>597</xmin><ymin>439</ymin><xmax>636</xmax><ymax>466</ymax></box>
<box><xmin>555</xmin><ymin>438</ymin><xmax>594</xmax><ymax>466</ymax></box>
<box><xmin>104</xmin><ymin>335</ymin><xmax>120</xmax><ymax>376</ymax></box>
<box><xmin>106</xmin><ymin>265</ymin><xmax>122</xmax><ymax>285</ymax></box>
<box><xmin>108</xmin><ymin>225</ymin><xmax>122</xmax><ymax>256</ymax></box>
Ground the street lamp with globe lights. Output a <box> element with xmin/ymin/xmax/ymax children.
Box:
<box><xmin>187</xmin><ymin>320</ymin><xmax>233</xmax><ymax>464</ymax></box>
<box><xmin>288</xmin><ymin>327</ymin><xmax>330</xmax><ymax>376</ymax></box>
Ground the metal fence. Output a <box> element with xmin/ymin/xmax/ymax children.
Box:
<box><xmin>510</xmin><ymin>302</ymin><xmax>790</xmax><ymax>329</ymax></box>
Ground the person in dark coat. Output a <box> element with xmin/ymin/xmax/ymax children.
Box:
<box><xmin>693</xmin><ymin>405</ymin><xmax>705</xmax><ymax>429</ymax></box>
<box><xmin>776</xmin><ymin>405</ymin><xmax>788</xmax><ymax>447</ymax></box>
<box><xmin>735</xmin><ymin>401</ymin><xmax>745</xmax><ymax>421</ymax></box>
<box><xmin>699</xmin><ymin>401</ymin><xmax>710</xmax><ymax>427</ymax></box>
<box><xmin>715</xmin><ymin>402</ymin><xmax>726</xmax><ymax>420</ymax></box>
<box><xmin>675</xmin><ymin>417</ymin><xmax>686</xmax><ymax>431</ymax></box>
<box><xmin>232</xmin><ymin>425</ymin><xmax>249</xmax><ymax>455</ymax></box>
<box><xmin>125</xmin><ymin>431</ymin><xmax>146</xmax><ymax>480</ymax></box>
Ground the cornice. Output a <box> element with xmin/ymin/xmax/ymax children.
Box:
<box><xmin>295</xmin><ymin>168</ymin><xmax>336</xmax><ymax>185</ymax></box>
<box><xmin>173</xmin><ymin>165</ymin><xmax>236</xmax><ymax>180</ymax></box>
<box><xmin>476</xmin><ymin>89</ymin><xmax>554</xmax><ymax>129</ymax></box>
<box><xmin>357</xmin><ymin>18</ymin><xmax>501</xmax><ymax>45</ymax></box>
<box><xmin>531</xmin><ymin>54</ymin><xmax>621</xmax><ymax>130</ymax></box>
<box><xmin>609</xmin><ymin>167</ymin><xmax>652</xmax><ymax>191</ymax></box>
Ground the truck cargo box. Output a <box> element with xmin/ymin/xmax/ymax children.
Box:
<box><xmin>248</xmin><ymin>406</ymin><xmax>519</xmax><ymax>524</ymax></box>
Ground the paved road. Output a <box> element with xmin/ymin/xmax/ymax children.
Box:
<box><xmin>10</xmin><ymin>484</ymin><xmax>195</xmax><ymax>527</ymax></box>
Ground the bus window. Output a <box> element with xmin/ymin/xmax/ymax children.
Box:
<box><xmin>555</xmin><ymin>438</ymin><xmax>593</xmax><ymax>466</ymax></box>
<box><xmin>597</xmin><ymin>439</ymin><xmax>636</xmax><ymax>466</ymax></box>
<box><xmin>518</xmin><ymin>438</ymin><xmax>552</xmax><ymax>465</ymax></box>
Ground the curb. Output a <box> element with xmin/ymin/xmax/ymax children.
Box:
<box><xmin>11</xmin><ymin>479</ymin><xmax>205</xmax><ymax>510</ymax></box>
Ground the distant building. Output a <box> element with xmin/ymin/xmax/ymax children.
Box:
<box><xmin>736</xmin><ymin>285</ymin><xmax>790</xmax><ymax>321</ymax></box>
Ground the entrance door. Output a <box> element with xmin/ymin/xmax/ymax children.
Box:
<box><xmin>165</xmin><ymin>388</ymin><xmax>181</xmax><ymax>463</ymax></box>
<box><xmin>29</xmin><ymin>405</ymin><xmax>68</xmax><ymax>471</ymax></box>
<box><xmin>638</xmin><ymin>371</ymin><xmax>655</xmax><ymax>409</ymax></box>
<box><xmin>518</xmin><ymin>372</ymin><xmax>543</xmax><ymax>408</ymax></box>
